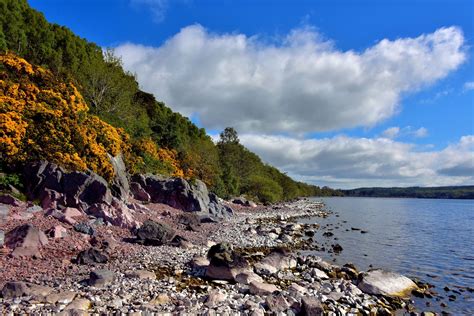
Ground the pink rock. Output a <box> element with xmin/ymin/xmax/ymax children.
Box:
<box><xmin>11</xmin><ymin>212</ymin><xmax>34</xmax><ymax>220</ymax></box>
<box><xmin>63</xmin><ymin>207</ymin><xmax>83</xmax><ymax>218</ymax></box>
<box><xmin>5</xmin><ymin>224</ymin><xmax>49</xmax><ymax>258</ymax></box>
<box><xmin>87</xmin><ymin>199</ymin><xmax>138</xmax><ymax>229</ymax></box>
<box><xmin>48</xmin><ymin>225</ymin><xmax>68</xmax><ymax>239</ymax></box>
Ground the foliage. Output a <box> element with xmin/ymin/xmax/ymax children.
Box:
<box><xmin>130</xmin><ymin>137</ymin><xmax>185</xmax><ymax>177</ymax></box>
<box><xmin>242</xmin><ymin>175</ymin><xmax>284</xmax><ymax>203</ymax></box>
<box><xmin>0</xmin><ymin>172</ymin><xmax>22</xmax><ymax>189</ymax></box>
<box><xmin>0</xmin><ymin>53</ymin><xmax>129</xmax><ymax>180</ymax></box>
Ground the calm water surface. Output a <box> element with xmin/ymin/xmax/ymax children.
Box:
<box><xmin>299</xmin><ymin>197</ymin><xmax>474</xmax><ymax>315</ymax></box>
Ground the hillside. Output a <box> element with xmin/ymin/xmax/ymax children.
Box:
<box><xmin>342</xmin><ymin>186</ymin><xmax>474</xmax><ymax>199</ymax></box>
<box><xmin>0</xmin><ymin>0</ymin><xmax>340</xmax><ymax>202</ymax></box>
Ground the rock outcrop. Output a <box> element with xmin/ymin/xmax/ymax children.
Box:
<box><xmin>131</xmin><ymin>175</ymin><xmax>233</xmax><ymax>219</ymax></box>
<box><xmin>24</xmin><ymin>161</ymin><xmax>114</xmax><ymax>210</ymax></box>
<box><xmin>23</xmin><ymin>161</ymin><xmax>138</xmax><ymax>228</ymax></box>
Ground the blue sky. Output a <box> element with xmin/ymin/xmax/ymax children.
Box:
<box><xmin>29</xmin><ymin>0</ymin><xmax>474</xmax><ymax>188</ymax></box>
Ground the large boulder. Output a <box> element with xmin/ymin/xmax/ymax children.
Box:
<box><xmin>205</xmin><ymin>243</ymin><xmax>249</xmax><ymax>281</ymax></box>
<box><xmin>132</xmin><ymin>175</ymin><xmax>209</xmax><ymax>212</ymax></box>
<box><xmin>136</xmin><ymin>220</ymin><xmax>176</xmax><ymax>246</ymax></box>
<box><xmin>357</xmin><ymin>269</ymin><xmax>418</xmax><ymax>298</ymax></box>
<box><xmin>5</xmin><ymin>224</ymin><xmax>48</xmax><ymax>258</ymax></box>
<box><xmin>24</xmin><ymin>161</ymin><xmax>113</xmax><ymax>211</ymax></box>
<box><xmin>132</xmin><ymin>175</ymin><xmax>233</xmax><ymax>219</ymax></box>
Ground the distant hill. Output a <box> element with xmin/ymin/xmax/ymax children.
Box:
<box><xmin>342</xmin><ymin>186</ymin><xmax>474</xmax><ymax>199</ymax></box>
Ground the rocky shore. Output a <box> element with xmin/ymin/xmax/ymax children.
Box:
<box><xmin>0</xmin><ymin>195</ymin><xmax>437</xmax><ymax>315</ymax></box>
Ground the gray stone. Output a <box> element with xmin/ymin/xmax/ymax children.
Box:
<box><xmin>89</xmin><ymin>269</ymin><xmax>115</xmax><ymax>287</ymax></box>
<box><xmin>136</xmin><ymin>220</ymin><xmax>176</xmax><ymax>246</ymax></box>
<box><xmin>208</xmin><ymin>193</ymin><xmax>233</xmax><ymax>219</ymax></box>
<box><xmin>234</xmin><ymin>271</ymin><xmax>263</xmax><ymax>285</ymax></box>
<box><xmin>205</xmin><ymin>290</ymin><xmax>227</xmax><ymax>308</ymax></box>
<box><xmin>0</xmin><ymin>230</ymin><xmax>4</xmax><ymax>247</ymax></box>
<box><xmin>254</xmin><ymin>249</ymin><xmax>297</xmax><ymax>274</ymax></box>
<box><xmin>301</xmin><ymin>297</ymin><xmax>323</xmax><ymax>316</ymax></box>
<box><xmin>26</xmin><ymin>205</ymin><xmax>43</xmax><ymax>213</ymax></box>
<box><xmin>64</xmin><ymin>298</ymin><xmax>91</xmax><ymax>311</ymax></box>
<box><xmin>249</xmin><ymin>281</ymin><xmax>279</xmax><ymax>295</ymax></box>
<box><xmin>357</xmin><ymin>269</ymin><xmax>418</xmax><ymax>297</ymax></box>
<box><xmin>265</xmin><ymin>294</ymin><xmax>290</xmax><ymax>312</ymax></box>
<box><xmin>75</xmin><ymin>248</ymin><xmax>109</xmax><ymax>264</ymax></box>
<box><xmin>311</xmin><ymin>268</ymin><xmax>329</xmax><ymax>280</ymax></box>
<box><xmin>125</xmin><ymin>270</ymin><xmax>156</xmax><ymax>280</ymax></box>
<box><xmin>73</xmin><ymin>222</ymin><xmax>95</xmax><ymax>236</ymax></box>
<box><xmin>0</xmin><ymin>204</ymin><xmax>9</xmax><ymax>219</ymax></box>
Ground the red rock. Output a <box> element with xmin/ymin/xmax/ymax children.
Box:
<box><xmin>5</xmin><ymin>224</ymin><xmax>49</xmax><ymax>258</ymax></box>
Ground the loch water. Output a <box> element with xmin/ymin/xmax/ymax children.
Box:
<box><xmin>299</xmin><ymin>197</ymin><xmax>474</xmax><ymax>315</ymax></box>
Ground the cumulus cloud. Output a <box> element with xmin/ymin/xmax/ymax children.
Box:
<box><xmin>382</xmin><ymin>126</ymin><xmax>428</xmax><ymax>139</ymax></box>
<box><xmin>115</xmin><ymin>25</ymin><xmax>466</xmax><ymax>134</ymax></box>
<box><xmin>413</xmin><ymin>127</ymin><xmax>428</xmax><ymax>138</ymax></box>
<box><xmin>239</xmin><ymin>134</ymin><xmax>474</xmax><ymax>189</ymax></box>
<box><xmin>464</xmin><ymin>81</ymin><xmax>474</xmax><ymax>91</ymax></box>
<box><xmin>382</xmin><ymin>127</ymin><xmax>400</xmax><ymax>139</ymax></box>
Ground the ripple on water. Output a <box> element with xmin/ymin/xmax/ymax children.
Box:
<box><xmin>301</xmin><ymin>197</ymin><xmax>474</xmax><ymax>315</ymax></box>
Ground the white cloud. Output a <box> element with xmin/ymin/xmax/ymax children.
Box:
<box><xmin>115</xmin><ymin>25</ymin><xmax>466</xmax><ymax>134</ymax></box>
<box><xmin>131</xmin><ymin>0</ymin><xmax>169</xmax><ymax>22</ymax></box>
<box><xmin>413</xmin><ymin>127</ymin><xmax>428</xmax><ymax>138</ymax></box>
<box><xmin>382</xmin><ymin>127</ymin><xmax>400</xmax><ymax>139</ymax></box>
<box><xmin>382</xmin><ymin>126</ymin><xmax>428</xmax><ymax>139</ymax></box>
<box><xmin>463</xmin><ymin>81</ymin><xmax>474</xmax><ymax>91</ymax></box>
<box><xmin>239</xmin><ymin>134</ymin><xmax>474</xmax><ymax>189</ymax></box>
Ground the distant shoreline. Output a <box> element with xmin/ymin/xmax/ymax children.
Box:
<box><xmin>338</xmin><ymin>185</ymin><xmax>474</xmax><ymax>200</ymax></box>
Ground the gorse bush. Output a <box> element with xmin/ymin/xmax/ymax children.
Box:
<box><xmin>0</xmin><ymin>53</ymin><xmax>129</xmax><ymax>180</ymax></box>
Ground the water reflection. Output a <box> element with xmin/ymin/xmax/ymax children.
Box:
<box><xmin>299</xmin><ymin>197</ymin><xmax>474</xmax><ymax>314</ymax></box>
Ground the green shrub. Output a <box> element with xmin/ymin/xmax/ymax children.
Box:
<box><xmin>242</xmin><ymin>175</ymin><xmax>283</xmax><ymax>204</ymax></box>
